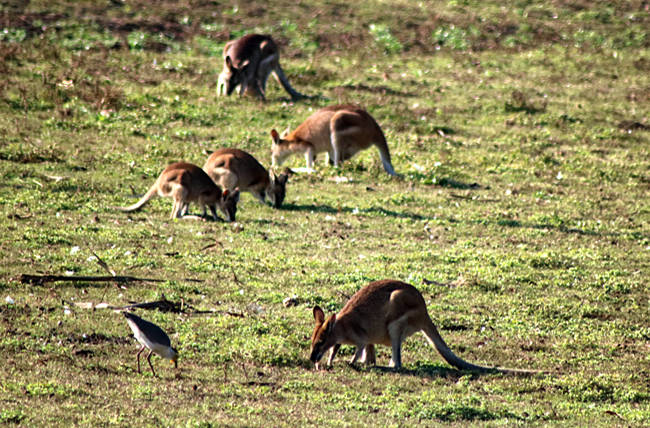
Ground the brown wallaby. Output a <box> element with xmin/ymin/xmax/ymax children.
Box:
<box><xmin>116</xmin><ymin>162</ymin><xmax>239</xmax><ymax>222</ymax></box>
<box><xmin>310</xmin><ymin>279</ymin><xmax>543</xmax><ymax>375</ymax></box>
<box><xmin>271</xmin><ymin>104</ymin><xmax>397</xmax><ymax>175</ymax></box>
<box><xmin>216</xmin><ymin>34</ymin><xmax>306</xmax><ymax>101</ymax></box>
<box><xmin>203</xmin><ymin>148</ymin><xmax>289</xmax><ymax>208</ymax></box>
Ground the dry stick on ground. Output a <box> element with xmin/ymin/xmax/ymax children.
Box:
<box><xmin>20</xmin><ymin>274</ymin><xmax>203</xmax><ymax>285</ymax></box>
<box><xmin>422</xmin><ymin>278</ymin><xmax>452</xmax><ymax>287</ymax></box>
<box><xmin>92</xmin><ymin>251</ymin><xmax>116</xmax><ymax>277</ymax></box>
<box><xmin>69</xmin><ymin>297</ymin><xmax>183</xmax><ymax>312</ymax></box>
<box><xmin>70</xmin><ymin>297</ymin><xmax>246</xmax><ymax>317</ymax></box>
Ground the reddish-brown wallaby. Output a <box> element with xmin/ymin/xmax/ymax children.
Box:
<box><xmin>203</xmin><ymin>148</ymin><xmax>289</xmax><ymax>208</ymax></box>
<box><xmin>271</xmin><ymin>105</ymin><xmax>397</xmax><ymax>175</ymax></box>
<box><xmin>116</xmin><ymin>162</ymin><xmax>239</xmax><ymax>222</ymax></box>
<box><xmin>217</xmin><ymin>34</ymin><xmax>306</xmax><ymax>101</ymax></box>
<box><xmin>310</xmin><ymin>279</ymin><xmax>543</xmax><ymax>375</ymax></box>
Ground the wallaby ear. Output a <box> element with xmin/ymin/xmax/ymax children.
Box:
<box><xmin>270</xmin><ymin>129</ymin><xmax>280</xmax><ymax>144</ymax></box>
<box><xmin>222</xmin><ymin>189</ymin><xmax>229</xmax><ymax>198</ymax></box>
<box><xmin>240</xmin><ymin>59</ymin><xmax>250</xmax><ymax>70</ymax></box>
<box><xmin>225</xmin><ymin>55</ymin><xmax>234</xmax><ymax>70</ymax></box>
<box><xmin>313</xmin><ymin>306</ymin><xmax>325</xmax><ymax>324</ymax></box>
<box><xmin>281</xmin><ymin>125</ymin><xmax>291</xmax><ymax>139</ymax></box>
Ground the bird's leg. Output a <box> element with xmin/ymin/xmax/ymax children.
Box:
<box><xmin>136</xmin><ymin>346</ymin><xmax>145</xmax><ymax>373</ymax></box>
<box><xmin>147</xmin><ymin>350</ymin><xmax>157</xmax><ymax>377</ymax></box>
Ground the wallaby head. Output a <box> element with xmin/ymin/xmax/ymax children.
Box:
<box><xmin>223</xmin><ymin>56</ymin><xmax>250</xmax><ymax>96</ymax></box>
<box><xmin>266</xmin><ymin>170</ymin><xmax>288</xmax><ymax>208</ymax></box>
<box><xmin>270</xmin><ymin>129</ymin><xmax>293</xmax><ymax>167</ymax></box>
<box><xmin>310</xmin><ymin>306</ymin><xmax>338</xmax><ymax>365</ymax></box>
<box><xmin>219</xmin><ymin>187</ymin><xmax>240</xmax><ymax>222</ymax></box>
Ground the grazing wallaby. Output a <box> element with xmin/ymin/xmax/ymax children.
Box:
<box><xmin>116</xmin><ymin>162</ymin><xmax>239</xmax><ymax>222</ymax></box>
<box><xmin>203</xmin><ymin>148</ymin><xmax>289</xmax><ymax>208</ymax></box>
<box><xmin>216</xmin><ymin>34</ymin><xmax>306</xmax><ymax>101</ymax></box>
<box><xmin>271</xmin><ymin>104</ymin><xmax>397</xmax><ymax>176</ymax></box>
<box><xmin>310</xmin><ymin>280</ymin><xmax>542</xmax><ymax>375</ymax></box>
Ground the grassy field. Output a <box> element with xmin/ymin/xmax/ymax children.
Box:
<box><xmin>1</xmin><ymin>0</ymin><xmax>649</xmax><ymax>426</ymax></box>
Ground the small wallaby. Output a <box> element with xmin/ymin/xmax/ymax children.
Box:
<box><xmin>216</xmin><ymin>34</ymin><xmax>306</xmax><ymax>101</ymax></box>
<box><xmin>271</xmin><ymin>104</ymin><xmax>397</xmax><ymax>176</ymax></box>
<box><xmin>310</xmin><ymin>279</ymin><xmax>542</xmax><ymax>375</ymax></box>
<box><xmin>203</xmin><ymin>148</ymin><xmax>289</xmax><ymax>208</ymax></box>
<box><xmin>116</xmin><ymin>162</ymin><xmax>239</xmax><ymax>222</ymax></box>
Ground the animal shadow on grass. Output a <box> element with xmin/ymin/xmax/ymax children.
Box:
<box><xmin>281</xmin><ymin>202</ymin><xmax>434</xmax><ymax>221</ymax></box>
<box><xmin>349</xmin><ymin>362</ymin><xmax>476</xmax><ymax>381</ymax></box>
<box><xmin>335</xmin><ymin>83</ymin><xmax>417</xmax><ymax>98</ymax></box>
<box><xmin>492</xmin><ymin>218</ymin><xmax>649</xmax><ymax>238</ymax></box>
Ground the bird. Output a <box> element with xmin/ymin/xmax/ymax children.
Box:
<box><xmin>123</xmin><ymin>311</ymin><xmax>178</xmax><ymax>376</ymax></box>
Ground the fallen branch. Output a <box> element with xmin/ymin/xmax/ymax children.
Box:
<box><xmin>71</xmin><ymin>298</ymin><xmax>246</xmax><ymax>317</ymax></box>
<box><xmin>21</xmin><ymin>274</ymin><xmax>204</xmax><ymax>285</ymax></box>
<box><xmin>20</xmin><ymin>274</ymin><xmax>166</xmax><ymax>285</ymax></box>
<box><xmin>422</xmin><ymin>278</ymin><xmax>451</xmax><ymax>287</ymax></box>
<box><xmin>91</xmin><ymin>251</ymin><xmax>116</xmax><ymax>277</ymax></box>
<box><xmin>70</xmin><ymin>298</ymin><xmax>180</xmax><ymax>312</ymax></box>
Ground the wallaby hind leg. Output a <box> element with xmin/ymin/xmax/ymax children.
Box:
<box><xmin>170</xmin><ymin>186</ymin><xmax>188</xmax><ymax>219</ymax></box>
<box><xmin>350</xmin><ymin>345</ymin><xmax>367</xmax><ymax>365</ymax></box>
<box><xmin>171</xmin><ymin>198</ymin><xmax>182</xmax><ymax>219</ymax></box>
<box><xmin>330</xmin><ymin>133</ymin><xmax>362</xmax><ymax>168</ymax></box>
<box><xmin>388</xmin><ymin>316</ymin><xmax>411</xmax><ymax>369</ymax></box>
<box><xmin>330</xmin><ymin>114</ymin><xmax>365</xmax><ymax>168</ymax></box>
<box><xmin>216</xmin><ymin>170</ymin><xmax>239</xmax><ymax>192</ymax></box>
<box><xmin>360</xmin><ymin>344</ymin><xmax>376</xmax><ymax>365</ymax></box>
<box><xmin>256</xmin><ymin>54</ymin><xmax>277</xmax><ymax>97</ymax></box>
<box><xmin>304</xmin><ymin>147</ymin><xmax>315</xmax><ymax>170</ymax></box>
<box><xmin>208</xmin><ymin>204</ymin><xmax>219</xmax><ymax>221</ymax></box>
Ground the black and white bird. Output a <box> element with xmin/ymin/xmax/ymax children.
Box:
<box><xmin>123</xmin><ymin>312</ymin><xmax>178</xmax><ymax>376</ymax></box>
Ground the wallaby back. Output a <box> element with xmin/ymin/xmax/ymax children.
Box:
<box><xmin>204</xmin><ymin>148</ymin><xmax>288</xmax><ymax>208</ymax></box>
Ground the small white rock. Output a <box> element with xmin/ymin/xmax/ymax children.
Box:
<box><xmin>70</xmin><ymin>246</ymin><xmax>80</xmax><ymax>255</ymax></box>
<box><xmin>5</xmin><ymin>296</ymin><xmax>15</xmax><ymax>304</ymax></box>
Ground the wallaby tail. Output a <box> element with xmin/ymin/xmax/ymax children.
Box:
<box><xmin>422</xmin><ymin>319</ymin><xmax>543</xmax><ymax>376</ymax></box>
<box><xmin>373</xmin><ymin>125</ymin><xmax>397</xmax><ymax>176</ymax></box>
<box><xmin>273</xmin><ymin>66</ymin><xmax>307</xmax><ymax>101</ymax></box>
<box><xmin>115</xmin><ymin>182</ymin><xmax>158</xmax><ymax>212</ymax></box>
